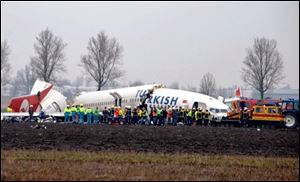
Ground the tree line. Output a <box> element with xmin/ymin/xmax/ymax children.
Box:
<box><xmin>1</xmin><ymin>28</ymin><xmax>284</xmax><ymax>100</ymax></box>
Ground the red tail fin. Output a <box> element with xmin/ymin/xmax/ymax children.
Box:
<box><xmin>8</xmin><ymin>85</ymin><xmax>52</xmax><ymax>112</ymax></box>
<box><xmin>235</xmin><ymin>87</ymin><xmax>241</xmax><ymax>98</ymax></box>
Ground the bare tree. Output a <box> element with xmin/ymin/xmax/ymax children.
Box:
<box><xmin>72</xmin><ymin>76</ymin><xmax>84</xmax><ymax>96</ymax></box>
<box><xmin>200</xmin><ymin>72</ymin><xmax>216</xmax><ymax>96</ymax></box>
<box><xmin>241</xmin><ymin>37</ymin><xmax>284</xmax><ymax>100</ymax></box>
<box><xmin>56</xmin><ymin>79</ymin><xmax>71</xmax><ymax>88</ymax></box>
<box><xmin>1</xmin><ymin>40</ymin><xmax>11</xmax><ymax>90</ymax></box>
<box><xmin>30</xmin><ymin>28</ymin><xmax>67</xmax><ymax>83</ymax></box>
<box><xmin>81</xmin><ymin>31</ymin><xmax>124</xmax><ymax>91</ymax></box>
<box><xmin>129</xmin><ymin>80</ymin><xmax>144</xmax><ymax>87</ymax></box>
<box><xmin>168</xmin><ymin>82</ymin><xmax>180</xmax><ymax>89</ymax></box>
<box><xmin>14</xmin><ymin>65</ymin><xmax>37</xmax><ymax>95</ymax></box>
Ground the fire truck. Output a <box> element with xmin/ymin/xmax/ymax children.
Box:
<box><xmin>222</xmin><ymin>97</ymin><xmax>292</xmax><ymax>128</ymax></box>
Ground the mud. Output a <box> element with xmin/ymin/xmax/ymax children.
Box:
<box><xmin>1</xmin><ymin>123</ymin><xmax>298</xmax><ymax>157</ymax></box>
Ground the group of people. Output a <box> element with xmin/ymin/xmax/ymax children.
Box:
<box><xmin>64</xmin><ymin>104</ymin><xmax>100</xmax><ymax>124</ymax></box>
<box><xmin>64</xmin><ymin>104</ymin><xmax>212</xmax><ymax>126</ymax></box>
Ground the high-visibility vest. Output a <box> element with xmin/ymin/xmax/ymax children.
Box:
<box><xmin>79</xmin><ymin>107</ymin><xmax>85</xmax><ymax>113</ymax></box>
<box><xmin>86</xmin><ymin>108</ymin><xmax>93</xmax><ymax>114</ymax></box>
<box><xmin>204</xmin><ymin>112</ymin><xmax>210</xmax><ymax>119</ymax></box>
<box><xmin>94</xmin><ymin>109</ymin><xmax>99</xmax><ymax>115</ymax></box>
<box><xmin>119</xmin><ymin>109</ymin><xmax>123</xmax><ymax>116</ymax></box>
<box><xmin>195</xmin><ymin>111</ymin><xmax>199</xmax><ymax>120</ymax></box>
<box><xmin>156</xmin><ymin>109</ymin><xmax>162</xmax><ymax>116</ymax></box>
<box><xmin>138</xmin><ymin>110</ymin><xmax>143</xmax><ymax>117</ymax></box>
<box><xmin>64</xmin><ymin>108</ymin><xmax>71</xmax><ymax>114</ymax></box>
<box><xmin>197</xmin><ymin>111</ymin><xmax>202</xmax><ymax>119</ymax></box>
<box><xmin>187</xmin><ymin>110</ymin><xmax>192</xmax><ymax>117</ymax></box>
<box><xmin>7</xmin><ymin>107</ymin><xmax>13</xmax><ymax>112</ymax></box>
<box><xmin>71</xmin><ymin>107</ymin><xmax>77</xmax><ymax>113</ymax></box>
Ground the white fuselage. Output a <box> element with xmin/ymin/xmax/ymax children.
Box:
<box><xmin>74</xmin><ymin>84</ymin><xmax>229</xmax><ymax>120</ymax></box>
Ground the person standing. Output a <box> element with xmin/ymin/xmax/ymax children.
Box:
<box><xmin>71</xmin><ymin>105</ymin><xmax>77</xmax><ymax>123</ymax></box>
<box><xmin>64</xmin><ymin>105</ymin><xmax>71</xmax><ymax>123</ymax></box>
<box><xmin>132</xmin><ymin>107</ymin><xmax>138</xmax><ymax>125</ymax></box>
<box><xmin>103</xmin><ymin>107</ymin><xmax>108</xmax><ymax>123</ymax></box>
<box><xmin>29</xmin><ymin>105</ymin><xmax>34</xmax><ymax>122</ymax></box>
<box><xmin>86</xmin><ymin>107</ymin><xmax>93</xmax><ymax>124</ymax></box>
<box><xmin>204</xmin><ymin>109</ymin><xmax>211</xmax><ymax>126</ymax></box>
<box><xmin>156</xmin><ymin>106</ymin><xmax>162</xmax><ymax>126</ymax></box>
<box><xmin>142</xmin><ymin>107</ymin><xmax>148</xmax><ymax>125</ymax></box>
<box><xmin>79</xmin><ymin>104</ymin><xmax>85</xmax><ymax>124</ymax></box>
<box><xmin>172</xmin><ymin>107</ymin><xmax>178</xmax><ymax>126</ymax></box>
<box><xmin>196</xmin><ymin>108</ymin><xmax>203</xmax><ymax>126</ymax></box>
<box><xmin>125</xmin><ymin>106</ymin><xmax>131</xmax><ymax>125</ymax></box>
<box><xmin>118</xmin><ymin>107</ymin><xmax>124</xmax><ymax>125</ymax></box>
<box><xmin>152</xmin><ymin>106</ymin><xmax>157</xmax><ymax>126</ymax></box>
<box><xmin>167</xmin><ymin>108</ymin><xmax>173</xmax><ymax>126</ymax></box>
<box><xmin>93</xmin><ymin>107</ymin><xmax>100</xmax><ymax>124</ymax></box>
<box><xmin>187</xmin><ymin>109</ymin><xmax>193</xmax><ymax>126</ymax></box>
<box><xmin>75</xmin><ymin>105</ymin><xmax>80</xmax><ymax>123</ymax></box>
<box><xmin>162</xmin><ymin>107</ymin><xmax>167</xmax><ymax>126</ymax></box>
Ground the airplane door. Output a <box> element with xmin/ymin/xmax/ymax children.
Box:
<box><xmin>192</xmin><ymin>102</ymin><xmax>198</xmax><ymax>109</ymax></box>
<box><xmin>110</xmin><ymin>92</ymin><xmax>122</xmax><ymax>107</ymax></box>
<box><xmin>119</xmin><ymin>98</ymin><xmax>122</xmax><ymax>107</ymax></box>
<box><xmin>114</xmin><ymin>99</ymin><xmax>118</xmax><ymax>107</ymax></box>
<box><xmin>192</xmin><ymin>102</ymin><xmax>206</xmax><ymax>109</ymax></box>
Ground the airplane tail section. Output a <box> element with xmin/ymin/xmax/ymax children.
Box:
<box><xmin>7</xmin><ymin>79</ymin><xmax>66</xmax><ymax>113</ymax></box>
<box><xmin>235</xmin><ymin>87</ymin><xmax>242</xmax><ymax>98</ymax></box>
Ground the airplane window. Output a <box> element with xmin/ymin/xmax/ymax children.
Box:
<box><xmin>221</xmin><ymin>109</ymin><xmax>228</xmax><ymax>113</ymax></box>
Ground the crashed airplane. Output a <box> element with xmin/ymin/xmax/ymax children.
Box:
<box><xmin>3</xmin><ymin>79</ymin><xmax>229</xmax><ymax>121</ymax></box>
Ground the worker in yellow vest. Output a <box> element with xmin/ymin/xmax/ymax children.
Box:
<box><xmin>64</xmin><ymin>105</ymin><xmax>71</xmax><ymax>123</ymax></box>
<box><xmin>93</xmin><ymin>107</ymin><xmax>100</xmax><ymax>124</ymax></box>
<box><xmin>203</xmin><ymin>109</ymin><xmax>211</xmax><ymax>126</ymax></box>
<box><xmin>70</xmin><ymin>105</ymin><xmax>77</xmax><ymax>123</ymax></box>
<box><xmin>86</xmin><ymin>107</ymin><xmax>93</xmax><ymax>125</ymax></box>
<box><xmin>79</xmin><ymin>104</ymin><xmax>85</xmax><ymax>124</ymax></box>
<box><xmin>7</xmin><ymin>107</ymin><xmax>13</xmax><ymax>112</ymax></box>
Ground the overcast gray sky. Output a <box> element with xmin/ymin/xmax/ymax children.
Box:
<box><xmin>1</xmin><ymin>1</ymin><xmax>299</xmax><ymax>89</ymax></box>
